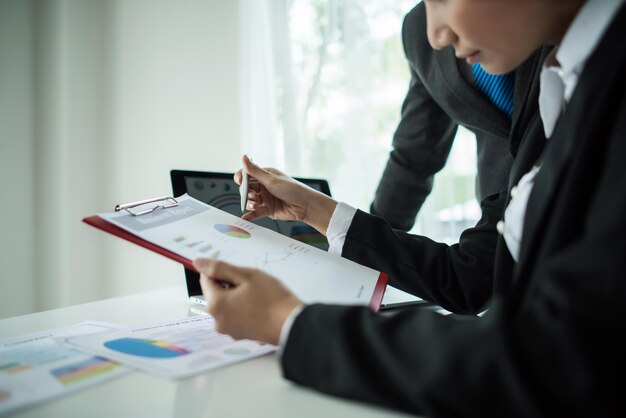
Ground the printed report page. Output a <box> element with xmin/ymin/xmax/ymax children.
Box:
<box><xmin>100</xmin><ymin>194</ymin><xmax>382</xmax><ymax>306</ymax></box>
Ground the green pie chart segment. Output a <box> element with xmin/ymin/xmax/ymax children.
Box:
<box><xmin>214</xmin><ymin>224</ymin><xmax>251</xmax><ymax>239</ymax></box>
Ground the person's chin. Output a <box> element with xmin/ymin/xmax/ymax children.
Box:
<box><xmin>478</xmin><ymin>60</ymin><xmax>514</xmax><ymax>75</ymax></box>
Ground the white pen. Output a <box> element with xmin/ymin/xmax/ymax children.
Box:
<box><xmin>240</xmin><ymin>169</ymin><xmax>248</xmax><ymax>213</ymax></box>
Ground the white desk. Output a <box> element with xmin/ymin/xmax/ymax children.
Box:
<box><xmin>0</xmin><ymin>285</ymin><xmax>416</xmax><ymax>418</ymax></box>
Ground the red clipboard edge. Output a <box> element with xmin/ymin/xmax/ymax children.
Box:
<box><xmin>82</xmin><ymin>215</ymin><xmax>197</xmax><ymax>272</ymax></box>
<box><xmin>369</xmin><ymin>272</ymin><xmax>389</xmax><ymax>313</ymax></box>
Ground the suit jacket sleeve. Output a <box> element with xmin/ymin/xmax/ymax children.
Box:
<box><xmin>348</xmin><ymin>190</ymin><xmax>505</xmax><ymax>314</ymax></box>
<box><xmin>281</xmin><ymin>97</ymin><xmax>626</xmax><ymax>418</ymax></box>
<box><xmin>282</xmin><ymin>162</ymin><xmax>626</xmax><ymax>417</ymax></box>
<box><xmin>370</xmin><ymin>12</ymin><xmax>458</xmax><ymax>231</ymax></box>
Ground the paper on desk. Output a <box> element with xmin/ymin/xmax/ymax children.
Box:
<box><xmin>99</xmin><ymin>194</ymin><xmax>382</xmax><ymax>306</ymax></box>
<box><xmin>0</xmin><ymin>322</ymin><xmax>130</xmax><ymax>416</ymax></box>
<box><xmin>62</xmin><ymin>316</ymin><xmax>275</xmax><ymax>380</ymax></box>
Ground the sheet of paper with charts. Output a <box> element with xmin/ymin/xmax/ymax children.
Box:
<box><xmin>61</xmin><ymin>316</ymin><xmax>275</xmax><ymax>380</ymax></box>
<box><xmin>100</xmin><ymin>194</ymin><xmax>382</xmax><ymax>306</ymax></box>
<box><xmin>0</xmin><ymin>322</ymin><xmax>130</xmax><ymax>415</ymax></box>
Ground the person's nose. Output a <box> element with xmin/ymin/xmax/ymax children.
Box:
<box><xmin>426</xmin><ymin>11</ymin><xmax>456</xmax><ymax>50</ymax></box>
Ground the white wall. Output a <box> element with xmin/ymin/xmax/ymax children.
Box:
<box><xmin>105</xmin><ymin>0</ymin><xmax>242</xmax><ymax>299</ymax></box>
<box><xmin>0</xmin><ymin>0</ymin><xmax>36</xmax><ymax>317</ymax></box>
<box><xmin>0</xmin><ymin>0</ymin><xmax>242</xmax><ymax>318</ymax></box>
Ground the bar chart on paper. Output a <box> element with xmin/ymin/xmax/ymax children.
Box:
<box><xmin>0</xmin><ymin>322</ymin><xmax>130</xmax><ymax>415</ymax></box>
<box><xmin>50</xmin><ymin>356</ymin><xmax>119</xmax><ymax>385</ymax></box>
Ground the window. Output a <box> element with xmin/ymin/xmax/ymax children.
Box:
<box><xmin>246</xmin><ymin>0</ymin><xmax>480</xmax><ymax>243</ymax></box>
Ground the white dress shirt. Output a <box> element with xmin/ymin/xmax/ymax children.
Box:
<box><xmin>279</xmin><ymin>0</ymin><xmax>624</xmax><ymax>347</ymax></box>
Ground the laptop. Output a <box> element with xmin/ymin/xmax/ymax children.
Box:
<box><xmin>170</xmin><ymin>169</ymin><xmax>426</xmax><ymax>310</ymax></box>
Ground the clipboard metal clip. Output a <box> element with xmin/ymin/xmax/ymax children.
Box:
<box><xmin>115</xmin><ymin>196</ymin><xmax>179</xmax><ymax>216</ymax></box>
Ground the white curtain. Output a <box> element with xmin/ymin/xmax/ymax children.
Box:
<box><xmin>0</xmin><ymin>0</ymin><xmax>243</xmax><ymax>318</ymax></box>
<box><xmin>1</xmin><ymin>0</ymin><xmax>114</xmax><ymax>318</ymax></box>
<box><xmin>238</xmin><ymin>0</ymin><xmax>303</xmax><ymax>173</ymax></box>
<box><xmin>238</xmin><ymin>0</ymin><xmax>413</xmax><ymax>204</ymax></box>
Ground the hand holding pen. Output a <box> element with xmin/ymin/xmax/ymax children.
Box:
<box><xmin>234</xmin><ymin>155</ymin><xmax>337</xmax><ymax>235</ymax></box>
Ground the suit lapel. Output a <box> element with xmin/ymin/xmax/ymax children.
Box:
<box><xmin>508</xmin><ymin>46</ymin><xmax>552</xmax><ymax>159</ymax></box>
<box><xmin>436</xmin><ymin>46</ymin><xmax>549</xmax><ymax>146</ymax></box>
<box><xmin>493</xmin><ymin>112</ymin><xmax>546</xmax><ymax>295</ymax></box>
<box><xmin>517</xmin><ymin>123</ymin><xmax>572</xmax><ymax>266</ymax></box>
<box><xmin>491</xmin><ymin>47</ymin><xmax>550</xmax><ymax>295</ymax></box>
<box><xmin>436</xmin><ymin>47</ymin><xmax>510</xmax><ymax>137</ymax></box>
<box><xmin>513</xmin><ymin>91</ymin><xmax>580</xmax><ymax>285</ymax></box>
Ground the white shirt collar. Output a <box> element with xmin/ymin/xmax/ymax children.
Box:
<box><xmin>540</xmin><ymin>0</ymin><xmax>624</xmax><ymax>138</ymax></box>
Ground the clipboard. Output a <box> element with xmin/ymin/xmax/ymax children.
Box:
<box><xmin>84</xmin><ymin>196</ymin><xmax>195</xmax><ymax>271</ymax></box>
<box><xmin>83</xmin><ymin>196</ymin><xmax>388</xmax><ymax>311</ymax></box>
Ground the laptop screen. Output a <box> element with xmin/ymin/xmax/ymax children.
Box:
<box><xmin>170</xmin><ymin>170</ymin><xmax>331</xmax><ymax>297</ymax></box>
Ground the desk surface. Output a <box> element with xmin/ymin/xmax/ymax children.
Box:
<box><xmin>0</xmin><ymin>285</ymin><xmax>415</xmax><ymax>418</ymax></box>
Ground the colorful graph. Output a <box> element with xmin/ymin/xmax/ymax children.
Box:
<box><xmin>197</xmin><ymin>243</ymin><xmax>213</xmax><ymax>253</ymax></box>
<box><xmin>214</xmin><ymin>224</ymin><xmax>251</xmax><ymax>239</ymax></box>
<box><xmin>0</xmin><ymin>345</ymin><xmax>70</xmax><ymax>375</ymax></box>
<box><xmin>104</xmin><ymin>338</ymin><xmax>191</xmax><ymax>359</ymax></box>
<box><xmin>50</xmin><ymin>356</ymin><xmax>119</xmax><ymax>385</ymax></box>
<box><xmin>0</xmin><ymin>362</ymin><xmax>30</xmax><ymax>374</ymax></box>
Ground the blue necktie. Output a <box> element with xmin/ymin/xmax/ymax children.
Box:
<box><xmin>472</xmin><ymin>63</ymin><xmax>514</xmax><ymax>120</ymax></box>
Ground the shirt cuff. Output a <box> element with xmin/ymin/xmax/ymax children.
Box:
<box><xmin>326</xmin><ymin>202</ymin><xmax>358</xmax><ymax>256</ymax></box>
<box><xmin>277</xmin><ymin>305</ymin><xmax>305</xmax><ymax>358</ymax></box>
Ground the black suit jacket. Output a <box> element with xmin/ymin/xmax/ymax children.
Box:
<box><xmin>282</xmin><ymin>5</ymin><xmax>626</xmax><ymax>417</ymax></box>
<box><xmin>371</xmin><ymin>3</ymin><xmax>548</xmax><ymax>230</ymax></box>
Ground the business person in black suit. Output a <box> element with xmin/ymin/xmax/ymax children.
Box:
<box><xmin>193</xmin><ymin>0</ymin><xmax>625</xmax><ymax>416</ymax></box>
<box><xmin>371</xmin><ymin>2</ymin><xmax>548</xmax><ymax>231</ymax></box>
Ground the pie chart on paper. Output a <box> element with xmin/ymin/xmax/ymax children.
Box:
<box><xmin>104</xmin><ymin>338</ymin><xmax>190</xmax><ymax>358</ymax></box>
<box><xmin>214</xmin><ymin>224</ymin><xmax>251</xmax><ymax>239</ymax></box>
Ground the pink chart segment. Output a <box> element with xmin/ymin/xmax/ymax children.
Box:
<box><xmin>214</xmin><ymin>224</ymin><xmax>251</xmax><ymax>239</ymax></box>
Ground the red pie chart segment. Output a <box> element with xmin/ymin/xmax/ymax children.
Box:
<box><xmin>214</xmin><ymin>224</ymin><xmax>251</xmax><ymax>239</ymax></box>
